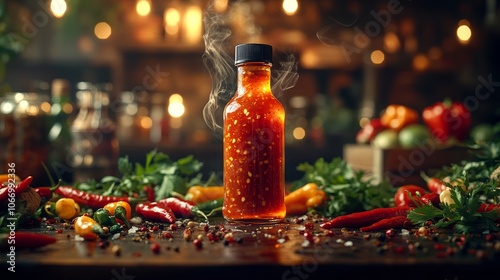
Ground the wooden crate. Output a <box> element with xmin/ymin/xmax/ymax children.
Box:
<box><xmin>343</xmin><ymin>144</ymin><xmax>471</xmax><ymax>187</ymax></box>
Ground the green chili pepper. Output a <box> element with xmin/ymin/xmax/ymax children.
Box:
<box><xmin>109</xmin><ymin>224</ymin><xmax>122</xmax><ymax>234</ymax></box>
<box><xmin>197</xmin><ymin>198</ymin><xmax>223</xmax><ymax>216</ymax></box>
<box><xmin>114</xmin><ymin>205</ymin><xmax>131</xmax><ymax>228</ymax></box>
<box><xmin>91</xmin><ymin>223</ymin><xmax>105</xmax><ymax>236</ymax></box>
<box><xmin>93</xmin><ymin>208</ymin><xmax>118</xmax><ymax>227</ymax></box>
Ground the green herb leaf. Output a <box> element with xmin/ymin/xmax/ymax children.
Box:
<box><xmin>291</xmin><ymin>157</ymin><xmax>395</xmax><ymax>217</ymax></box>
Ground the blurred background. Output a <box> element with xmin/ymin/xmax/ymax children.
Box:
<box><xmin>1</xmin><ymin>0</ymin><xmax>499</xmax><ymax>186</ymax></box>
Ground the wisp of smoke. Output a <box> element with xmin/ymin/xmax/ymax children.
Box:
<box><xmin>202</xmin><ymin>4</ymin><xmax>235</xmax><ymax>140</ymax></box>
<box><xmin>202</xmin><ymin>1</ymin><xmax>299</xmax><ymax>140</ymax></box>
<box><xmin>272</xmin><ymin>53</ymin><xmax>299</xmax><ymax>98</ymax></box>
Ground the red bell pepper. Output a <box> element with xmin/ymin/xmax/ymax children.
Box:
<box><xmin>355</xmin><ymin>118</ymin><xmax>387</xmax><ymax>144</ymax></box>
<box><xmin>422</xmin><ymin>99</ymin><xmax>471</xmax><ymax>143</ymax></box>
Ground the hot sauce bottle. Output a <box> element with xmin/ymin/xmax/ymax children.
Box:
<box><xmin>222</xmin><ymin>43</ymin><xmax>286</xmax><ymax>222</ymax></box>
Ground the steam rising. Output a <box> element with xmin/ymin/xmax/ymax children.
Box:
<box><xmin>202</xmin><ymin>4</ymin><xmax>235</xmax><ymax>139</ymax></box>
<box><xmin>202</xmin><ymin>1</ymin><xmax>299</xmax><ymax>140</ymax></box>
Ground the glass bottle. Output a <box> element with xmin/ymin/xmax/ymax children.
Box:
<box><xmin>0</xmin><ymin>92</ymin><xmax>49</xmax><ymax>186</ymax></box>
<box><xmin>69</xmin><ymin>82</ymin><xmax>119</xmax><ymax>183</ymax></box>
<box><xmin>222</xmin><ymin>43</ymin><xmax>286</xmax><ymax>223</ymax></box>
<box><xmin>47</xmin><ymin>79</ymin><xmax>73</xmax><ymax>183</ymax></box>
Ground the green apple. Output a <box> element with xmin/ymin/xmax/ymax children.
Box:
<box><xmin>398</xmin><ymin>124</ymin><xmax>431</xmax><ymax>148</ymax></box>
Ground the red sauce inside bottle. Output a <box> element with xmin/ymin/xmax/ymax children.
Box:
<box><xmin>222</xmin><ymin>63</ymin><xmax>286</xmax><ymax>222</ymax></box>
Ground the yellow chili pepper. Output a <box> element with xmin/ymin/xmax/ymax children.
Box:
<box><xmin>285</xmin><ymin>183</ymin><xmax>326</xmax><ymax>216</ymax></box>
<box><xmin>104</xmin><ymin>201</ymin><xmax>132</xmax><ymax>220</ymax></box>
<box><xmin>104</xmin><ymin>201</ymin><xmax>132</xmax><ymax>227</ymax></box>
<box><xmin>185</xmin><ymin>186</ymin><xmax>224</xmax><ymax>204</ymax></box>
<box><xmin>380</xmin><ymin>105</ymin><xmax>418</xmax><ymax>131</ymax></box>
<box><xmin>74</xmin><ymin>215</ymin><xmax>103</xmax><ymax>241</ymax></box>
<box><xmin>52</xmin><ymin>198</ymin><xmax>80</xmax><ymax>220</ymax></box>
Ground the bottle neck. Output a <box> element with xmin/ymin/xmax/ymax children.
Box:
<box><xmin>236</xmin><ymin>62</ymin><xmax>272</xmax><ymax>95</ymax></box>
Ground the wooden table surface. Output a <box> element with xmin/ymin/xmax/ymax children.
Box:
<box><xmin>1</xmin><ymin>217</ymin><xmax>499</xmax><ymax>280</ymax></box>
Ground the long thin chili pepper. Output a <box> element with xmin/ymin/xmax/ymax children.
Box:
<box><xmin>143</xmin><ymin>185</ymin><xmax>156</xmax><ymax>202</ymax></box>
<box><xmin>1</xmin><ymin>231</ymin><xmax>56</xmax><ymax>251</ymax></box>
<box><xmin>0</xmin><ymin>176</ymin><xmax>33</xmax><ymax>202</ymax></box>
<box><xmin>420</xmin><ymin>171</ymin><xmax>448</xmax><ymax>194</ymax></box>
<box><xmin>135</xmin><ymin>202</ymin><xmax>176</xmax><ymax>224</ymax></box>
<box><xmin>359</xmin><ymin>216</ymin><xmax>412</xmax><ymax>232</ymax></box>
<box><xmin>320</xmin><ymin>206</ymin><xmax>412</xmax><ymax>229</ymax></box>
<box><xmin>478</xmin><ymin>203</ymin><xmax>500</xmax><ymax>221</ymax></box>
<box><xmin>157</xmin><ymin>197</ymin><xmax>208</xmax><ymax>221</ymax></box>
<box><xmin>55</xmin><ymin>186</ymin><xmax>144</xmax><ymax>209</ymax></box>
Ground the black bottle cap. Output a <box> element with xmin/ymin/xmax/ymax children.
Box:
<box><xmin>235</xmin><ymin>43</ymin><xmax>272</xmax><ymax>65</ymax></box>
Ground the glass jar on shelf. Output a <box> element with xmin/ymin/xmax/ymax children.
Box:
<box><xmin>69</xmin><ymin>82</ymin><xmax>119</xmax><ymax>183</ymax></box>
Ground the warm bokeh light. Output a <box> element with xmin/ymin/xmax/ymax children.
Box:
<box><xmin>168</xmin><ymin>94</ymin><xmax>185</xmax><ymax>118</ymax></box>
<box><xmin>370</xmin><ymin>50</ymin><xmax>385</xmax><ymax>64</ymax></box>
<box><xmin>63</xmin><ymin>103</ymin><xmax>73</xmax><ymax>114</ymax></box>
<box><xmin>94</xmin><ymin>22</ymin><xmax>112</xmax><ymax>40</ymax></box>
<box><xmin>292</xmin><ymin>127</ymin><xmax>306</xmax><ymax>140</ymax></box>
<box><xmin>283</xmin><ymin>0</ymin><xmax>299</xmax><ymax>16</ymax></box>
<box><xmin>183</xmin><ymin>5</ymin><xmax>202</xmax><ymax>44</ymax></box>
<box><xmin>413</xmin><ymin>54</ymin><xmax>430</xmax><ymax>71</ymax></box>
<box><xmin>457</xmin><ymin>24</ymin><xmax>472</xmax><ymax>44</ymax></box>
<box><xmin>50</xmin><ymin>0</ymin><xmax>67</xmax><ymax>18</ymax></box>
<box><xmin>41</xmin><ymin>102</ymin><xmax>51</xmax><ymax>113</ymax></box>
<box><xmin>169</xmin><ymin>93</ymin><xmax>183</xmax><ymax>103</ymax></box>
<box><xmin>214</xmin><ymin>0</ymin><xmax>229</xmax><ymax>13</ymax></box>
<box><xmin>140</xmin><ymin>116</ymin><xmax>153</xmax><ymax>129</ymax></box>
<box><xmin>383</xmin><ymin>32</ymin><xmax>400</xmax><ymax>53</ymax></box>
<box><xmin>164</xmin><ymin>8</ymin><xmax>181</xmax><ymax>36</ymax></box>
<box><xmin>136</xmin><ymin>0</ymin><xmax>151</xmax><ymax>17</ymax></box>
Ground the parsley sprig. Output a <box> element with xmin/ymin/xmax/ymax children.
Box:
<box><xmin>408</xmin><ymin>179</ymin><xmax>500</xmax><ymax>234</ymax></box>
<box><xmin>75</xmin><ymin>149</ymin><xmax>211</xmax><ymax>201</ymax></box>
<box><xmin>291</xmin><ymin>157</ymin><xmax>395</xmax><ymax>217</ymax></box>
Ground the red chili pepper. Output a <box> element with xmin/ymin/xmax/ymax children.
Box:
<box><xmin>54</xmin><ymin>186</ymin><xmax>144</xmax><ymax>209</ymax></box>
<box><xmin>320</xmin><ymin>206</ymin><xmax>412</xmax><ymax>229</ymax></box>
<box><xmin>478</xmin><ymin>204</ymin><xmax>500</xmax><ymax>222</ymax></box>
<box><xmin>421</xmin><ymin>192</ymin><xmax>441</xmax><ymax>207</ymax></box>
<box><xmin>0</xmin><ymin>176</ymin><xmax>33</xmax><ymax>202</ymax></box>
<box><xmin>421</xmin><ymin>171</ymin><xmax>448</xmax><ymax>194</ymax></box>
<box><xmin>478</xmin><ymin>204</ymin><xmax>500</xmax><ymax>212</ymax></box>
<box><xmin>33</xmin><ymin>187</ymin><xmax>53</xmax><ymax>201</ymax></box>
<box><xmin>157</xmin><ymin>197</ymin><xmax>208</xmax><ymax>220</ymax></box>
<box><xmin>394</xmin><ymin>185</ymin><xmax>427</xmax><ymax>207</ymax></box>
<box><xmin>422</xmin><ymin>99</ymin><xmax>471</xmax><ymax>143</ymax></box>
<box><xmin>0</xmin><ymin>231</ymin><xmax>57</xmax><ymax>251</ymax></box>
<box><xmin>360</xmin><ymin>216</ymin><xmax>412</xmax><ymax>232</ymax></box>
<box><xmin>143</xmin><ymin>185</ymin><xmax>156</xmax><ymax>202</ymax></box>
<box><xmin>135</xmin><ymin>202</ymin><xmax>176</xmax><ymax>224</ymax></box>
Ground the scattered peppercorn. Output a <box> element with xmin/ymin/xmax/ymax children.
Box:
<box><xmin>150</xmin><ymin>242</ymin><xmax>161</xmax><ymax>254</ymax></box>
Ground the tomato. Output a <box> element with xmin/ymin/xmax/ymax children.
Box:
<box><xmin>394</xmin><ymin>185</ymin><xmax>427</xmax><ymax>207</ymax></box>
